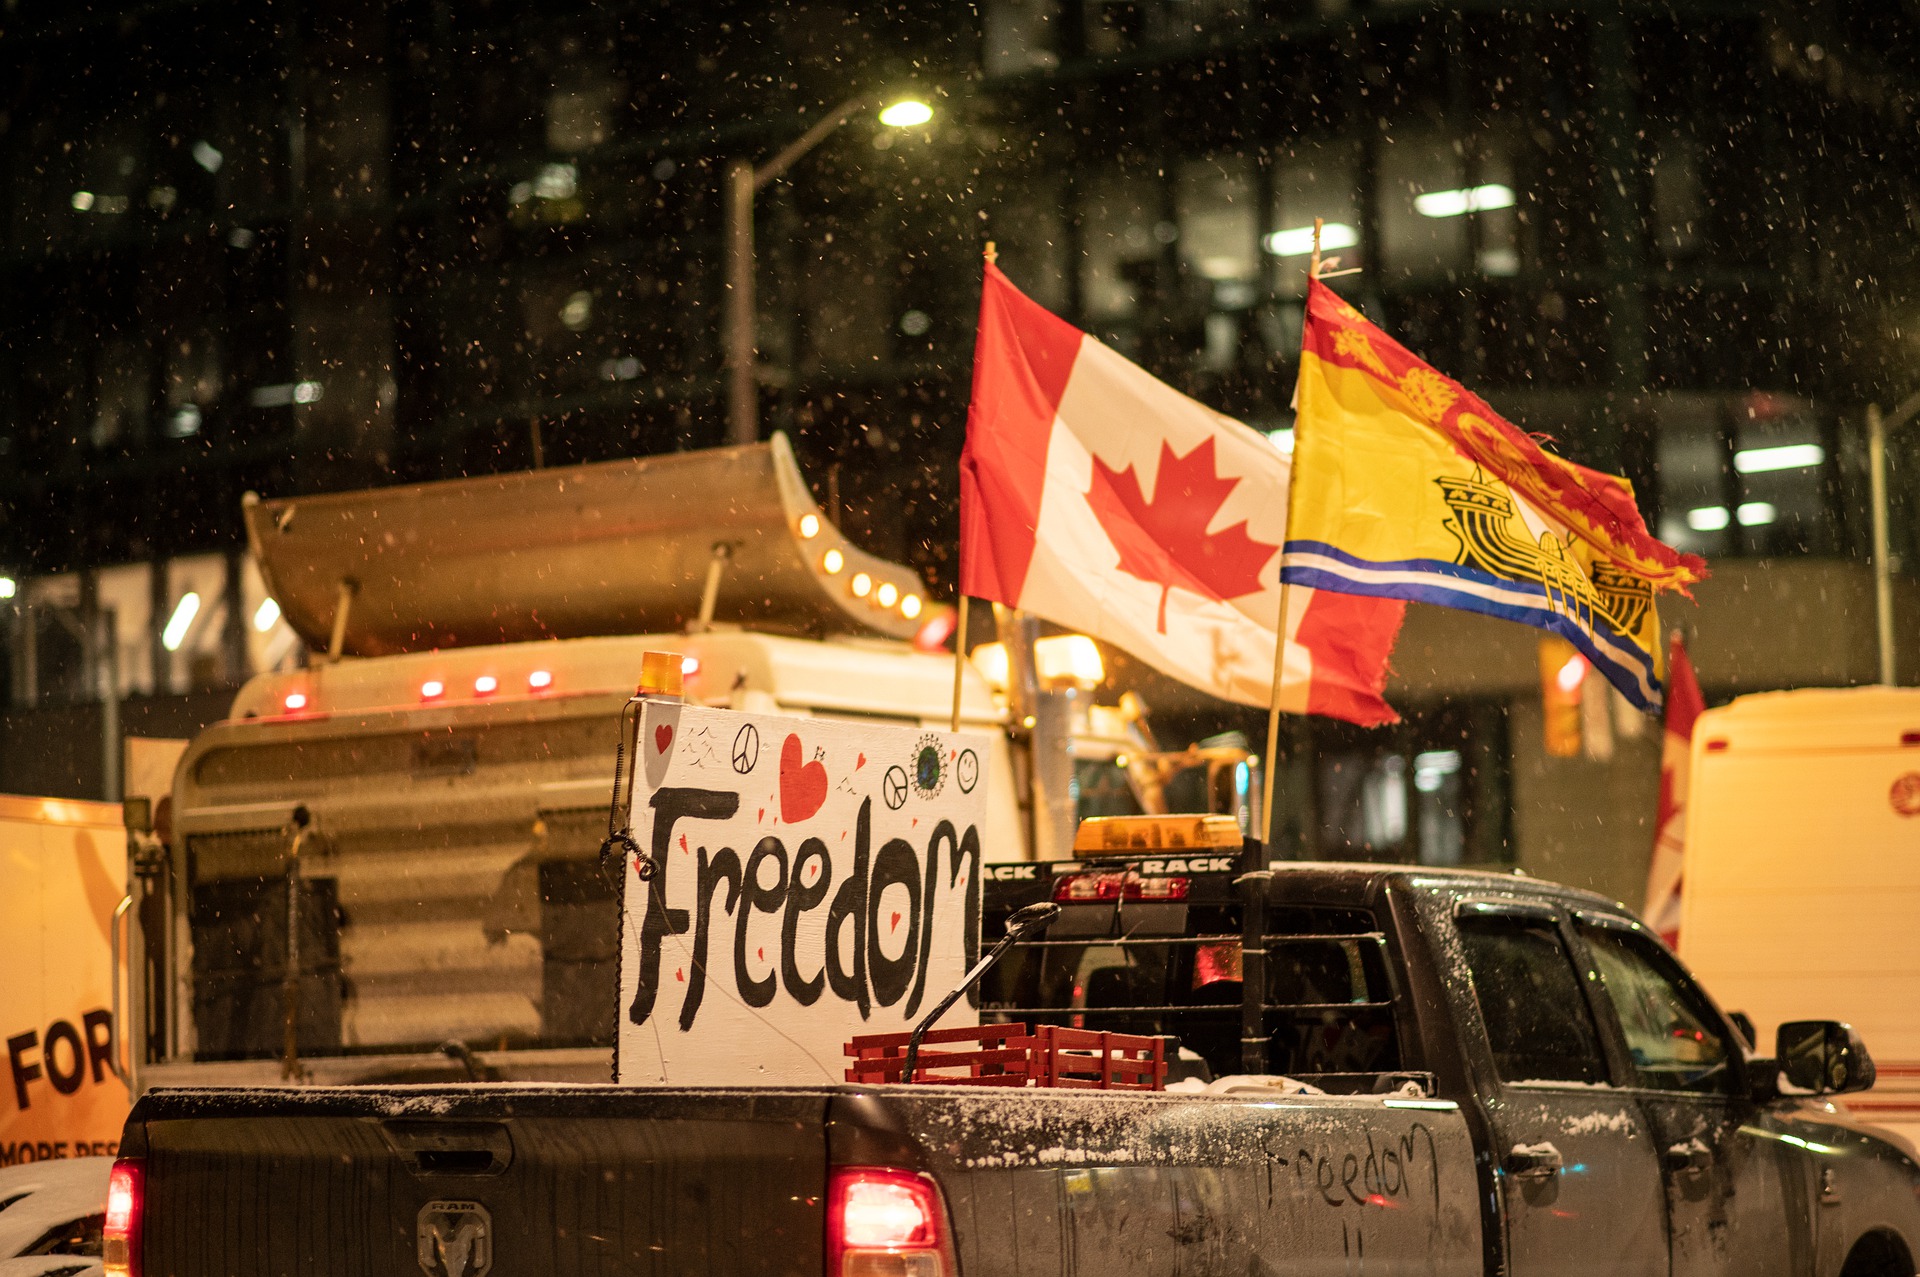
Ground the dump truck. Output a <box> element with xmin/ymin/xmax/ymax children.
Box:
<box><xmin>124</xmin><ymin>436</ymin><xmax>1242</xmax><ymax>1094</ymax></box>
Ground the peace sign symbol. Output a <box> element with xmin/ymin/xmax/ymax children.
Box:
<box><xmin>956</xmin><ymin>749</ymin><xmax>979</xmax><ymax>794</ymax></box>
<box><xmin>731</xmin><ymin>724</ymin><xmax>760</xmax><ymax>775</ymax></box>
<box><xmin>883</xmin><ymin>765</ymin><xmax>910</xmax><ymax>810</ymax></box>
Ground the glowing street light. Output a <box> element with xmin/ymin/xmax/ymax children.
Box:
<box><xmin>726</xmin><ymin>91</ymin><xmax>935</xmax><ymax>446</ymax></box>
<box><xmin>878</xmin><ymin>99</ymin><xmax>933</xmax><ymax>128</ymax></box>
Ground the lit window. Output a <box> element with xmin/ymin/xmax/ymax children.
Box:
<box><xmin>1413</xmin><ymin>184</ymin><xmax>1516</xmax><ymax>218</ymax></box>
<box><xmin>876</xmin><ymin>582</ymin><xmax>899</xmax><ymax>608</ymax></box>
<box><xmin>528</xmin><ymin>670</ymin><xmax>553</xmax><ymax>690</ymax></box>
<box><xmin>1265</xmin><ymin>222</ymin><xmax>1358</xmax><ymax>258</ymax></box>
<box><xmin>474</xmin><ymin>675</ymin><xmax>498</xmax><ymax>695</ymax></box>
<box><xmin>1734</xmin><ymin>443</ymin><xmax>1823</xmax><ymax>474</ymax></box>
<box><xmin>851</xmin><ymin>573</ymin><xmax>873</xmax><ymax>598</ymax></box>
<box><xmin>822</xmin><ymin>549</ymin><xmax>845</xmax><ymax>575</ymax></box>
<box><xmin>162</xmin><ymin>592</ymin><xmax>201</xmax><ymax>652</ymax></box>
<box><xmin>420</xmin><ymin>680</ymin><xmax>445</xmax><ymax>700</ymax></box>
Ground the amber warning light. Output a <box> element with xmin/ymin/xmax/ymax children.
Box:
<box><xmin>1072</xmin><ymin>813</ymin><xmax>1243</xmax><ymax>853</ymax></box>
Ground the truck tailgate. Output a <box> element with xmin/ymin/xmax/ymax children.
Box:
<box><xmin>128</xmin><ymin>1086</ymin><xmax>826</xmax><ymax>1277</ymax></box>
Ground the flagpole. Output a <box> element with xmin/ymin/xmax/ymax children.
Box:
<box><xmin>952</xmin><ymin>242</ymin><xmax>998</xmax><ymax>733</ymax></box>
<box><xmin>1258</xmin><ymin>220</ymin><xmax>1321</xmax><ymax>851</ymax></box>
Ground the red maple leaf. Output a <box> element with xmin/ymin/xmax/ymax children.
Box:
<box><xmin>1085</xmin><ymin>437</ymin><xmax>1278</xmax><ymax>633</ymax></box>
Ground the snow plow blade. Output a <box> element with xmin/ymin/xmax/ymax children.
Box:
<box><xmin>244</xmin><ymin>433</ymin><xmax>931</xmax><ymax>656</ymax></box>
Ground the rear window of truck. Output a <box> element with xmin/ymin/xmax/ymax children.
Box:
<box><xmin>980</xmin><ymin>905</ymin><xmax>1403</xmax><ymax>1088</ymax></box>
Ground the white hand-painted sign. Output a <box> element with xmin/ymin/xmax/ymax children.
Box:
<box><xmin>615</xmin><ymin>700</ymin><xmax>991</xmax><ymax>1085</ymax></box>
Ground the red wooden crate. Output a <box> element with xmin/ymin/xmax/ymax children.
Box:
<box><xmin>844</xmin><ymin>1023</ymin><xmax>1033</xmax><ymax>1085</ymax></box>
<box><xmin>1026</xmin><ymin>1025</ymin><xmax>1167</xmax><ymax>1091</ymax></box>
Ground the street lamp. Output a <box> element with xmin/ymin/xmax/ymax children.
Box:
<box><xmin>724</xmin><ymin>93</ymin><xmax>934</xmax><ymax>447</ymax></box>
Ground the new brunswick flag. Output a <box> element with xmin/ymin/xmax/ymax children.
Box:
<box><xmin>1282</xmin><ymin>279</ymin><xmax>1707</xmax><ymax>712</ymax></box>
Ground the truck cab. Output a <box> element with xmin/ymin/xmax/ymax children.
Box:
<box><xmin>975</xmin><ymin>818</ymin><xmax>1920</xmax><ymax>1277</ymax></box>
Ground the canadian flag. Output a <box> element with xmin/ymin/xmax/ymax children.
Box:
<box><xmin>959</xmin><ymin>263</ymin><xmax>1405</xmax><ymax>726</ymax></box>
<box><xmin>1644</xmin><ymin>633</ymin><xmax>1704</xmax><ymax>948</ymax></box>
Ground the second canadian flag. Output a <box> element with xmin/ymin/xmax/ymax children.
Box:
<box><xmin>959</xmin><ymin>263</ymin><xmax>1405</xmax><ymax>727</ymax></box>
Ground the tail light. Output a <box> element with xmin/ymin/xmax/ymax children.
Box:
<box><xmin>1052</xmin><ymin>871</ymin><xmax>1189</xmax><ymax>903</ymax></box>
<box><xmin>827</xmin><ymin>1166</ymin><xmax>956</xmax><ymax>1277</ymax></box>
<box><xmin>103</xmin><ymin>1156</ymin><xmax>142</xmax><ymax>1277</ymax></box>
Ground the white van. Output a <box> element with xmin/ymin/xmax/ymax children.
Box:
<box><xmin>1678</xmin><ymin>686</ymin><xmax>1920</xmax><ymax>1147</ymax></box>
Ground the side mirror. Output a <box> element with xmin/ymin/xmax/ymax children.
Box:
<box><xmin>1777</xmin><ymin>1020</ymin><xmax>1877</xmax><ymax>1095</ymax></box>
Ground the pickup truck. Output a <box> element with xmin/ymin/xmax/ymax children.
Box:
<box><xmin>104</xmin><ymin>844</ymin><xmax>1920</xmax><ymax>1277</ymax></box>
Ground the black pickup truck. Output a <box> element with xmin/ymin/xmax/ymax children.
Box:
<box><xmin>105</xmin><ymin>847</ymin><xmax>1919</xmax><ymax>1277</ymax></box>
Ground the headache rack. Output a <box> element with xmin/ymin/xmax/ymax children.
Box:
<box><xmin>980</xmin><ymin>850</ymin><xmax>1420</xmax><ymax>1093</ymax></box>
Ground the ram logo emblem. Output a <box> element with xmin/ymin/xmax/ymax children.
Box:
<box><xmin>417</xmin><ymin>1200</ymin><xmax>493</xmax><ymax>1277</ymax></box>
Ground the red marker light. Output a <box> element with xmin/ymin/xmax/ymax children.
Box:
<box><xmin>528</xmin><ymin>669</ymin><xmax>553</xmax><ymax>690</ymax></box>
<box><xmin>283</xmin><ymin>691</ymin><xmax>308</xmax><ymax>712</ymax></box>
<box><xmin>420</xmin><ymin>680</ymin><xmax>445</xmax><ymax>700</ymax></box>
<box><xmin>681</xmin><ymin>655</ymin><xmax>701</xmax><ymax>679</ymax></box>
<box><xmin>103</xmin><ymin>1157</ymin><xmax>142</xmax><ymax>1277</ymax></box>
<box><xmin>474</xmin><ymin>675</ymin><xmax>498</xmax><ymax>695</ymax></box>
<box><xmin>913</xmin><ymin>611</ymin><xmax>958</xmax><ymax>653</ymax></box>
<box><xmin>1052</xmin><ymin>871</ymin><xmax>1190</xmax><ymax>903</ymax></box>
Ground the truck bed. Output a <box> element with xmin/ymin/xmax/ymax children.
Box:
<box><xmin>122</xmin><ymin>1083</ymin><xmax>1481</xmax><ymax>1276</ymax></box>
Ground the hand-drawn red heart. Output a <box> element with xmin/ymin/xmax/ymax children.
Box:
<box><xmin>757</xmin><ymin>946</ymin><xmax>765</xmax><ymax>961</ymax></box>
<box><xmin>890</xmin><ymin>911</ymin><xmax>902</xmax><ymax>933</ymax></box>
<box><xmin>779</xmin><ymin>733</ymin><xmax>828</xmax><ymax>823</ymax></box>
<box><xmin>655</xmin><ymin>724</ymin><xmax>674</xmax><ymax>754</ymax></box>
<box><xmin>856</xmin><ymin>753</ymin><xmax>866</xmax><ymax>770</ymax></box>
